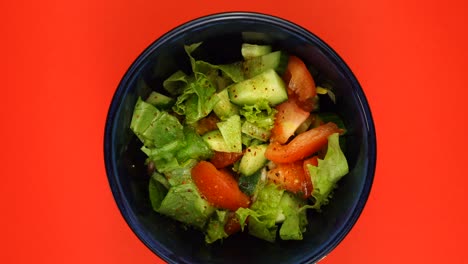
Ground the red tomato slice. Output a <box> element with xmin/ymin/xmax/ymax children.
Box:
<box><xmin>304</xmin><ymin>156</ymin><xmax>319</xmax><ymax>167</ymax></box>
<box><xmin>195</xmin><ymin>113</ymin><xmax>220</xmax><ymax>135</ymax></box>
<box><xmin>270</xmin><ymin>98</ymin><xmax>310</xmax><ymax>144</ymax></box>
<box><xmin>267</xmin><ymin>161</ymin><xmax>312</xmax><ymax>198</ymax></box>
<box><xmin>289</xmin><ymin>91</ymin><xmax>316</xmax><ymax>112</ymax></box>
<box><xmin>191</xmin><ymin>161</ymin><xmax>250</xmax><ymax>211</ymax></box>
<box><xmin>265</xmin><ymin>122</ymin><xmax>341</xmax><ymax>163</ymax></box>
<box><xmin>210</xmin><ymin>151</ymin><xmax>243</xmax><ymax>169</ymax></box>
<box><xmin>303</xmin><ymin>156</ymin><xmax>319</xmax><ymax>183</ymax></box>
<box><xmin>224</xmin><ymin>212</ymin><xmax>242</xmax><ymax>235</ymax></box>
<box><xmin>283</xmin><ymin>55</ymin><xmax>316</xmax><ymax>102</ymax></box>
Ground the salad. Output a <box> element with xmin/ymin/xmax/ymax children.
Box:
<box><xmin>129</xmin><ymin>42</ymin><xmax>349</xmax><ymax>243</ymax></box>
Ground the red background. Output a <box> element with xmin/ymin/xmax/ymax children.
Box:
<box><xmin>2</xmin><ymin>0</ymin><xmax>467</xmax><ymax>263</ymax></box>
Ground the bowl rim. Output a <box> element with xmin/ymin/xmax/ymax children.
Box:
<box><xmin>104</xmin><ymin>11</ymin><xmax>377</xmax><ymax>264</ymax></box>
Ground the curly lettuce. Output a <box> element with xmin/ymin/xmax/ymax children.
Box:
<box><xmin>239</xmin><ymin>99</ymin><xmax>277</xmax><ymax>130</ymax></box>
<box><xmin>306</xmin><ymin>133</ymin><xmax>349</xmax><ymax>209</ymax></box>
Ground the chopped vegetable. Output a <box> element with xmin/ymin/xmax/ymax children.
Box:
<box><xmin>270</xmin><ymin>97</ymin><xmax>310</xmax><ymax>144</ymax></box>
<box><xmin>224</xmin><ymin>211</ymin><xmax>242</xmax><ymax>235</ymax></box>
<box><xmin>191</xmin><ymin>161</ymin><xmax>251</xmax><ymax>211</ymax></box>
<box><xmin>129</xmin><ymin>42</ymin><xmax>349</xmax><ymax>244</ymax></box>
<box><xmin>306</xmin><ymin>133</ymin><xmax>349</xmax><ymax>209</ymax></box>
<box><xmin>216</xmin><ymin>114</ymin><xmax>242</xmax><ymax>153</ymax></box>
<box><xmin>210</xmin><ymin>151</ymin><xmax>244</xmax><ymax>169</ymax></box>
<box><xmin>266</xmin><ymin>161</ymin><xmax>313</xmax><ymax>199</ymax></box>
<box><xmin>265</xmin><ymin>122</ymin><xmax>342</xmax><ymax>163</ymax></box>
<box><xmin>282</xmin><ymin>55</ymin><xmax>316</xmax><ymax>102</ymax></box>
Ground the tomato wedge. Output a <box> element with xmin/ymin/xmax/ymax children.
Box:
<box><xmin>194</xmin><ymin>113</ymin><xmax>220</xmax><ymax>135</ymax></box>
<box><xmin>303</xmin><ymin>156</ymin><xmax>319</xmax><ymax>181</ymax></box>
<box><xmin>265</xmin><ymin>122</ymin><xmax>341</xmax><ymax>163</ymax></box>
<box><xmin>191</xmin><ymin>161</ymin><xmax>250</xmax><ymax>211</ymax></box>
<box><xmin>224</xmin><ymin>212</ymin><xmax>242</xmax><ymax>235</ymax></box>
<box><xmin>304</xmin><ymin>156</ymin><xmax>319</xmax><ymax>167</ymax></box>
<box><xmin>289</xmin><ymin>91</ymin><xmax>316</xmax><ymax>113</ymax></box>
<box><xmin>210</xmin><ymin>151</ymin><xmax>243</xmax><ymax>169</ymax></box>
<box><xmin>283</xmin><ymin>55</ymin><xmax>316</xmax><ymax>102</ymax></box>
<box><xmin>270</xmin><ymin>98</ymin><xmax>310</xmax><ymax>144</ymax></box>
<box><xmin>267</xmin><ymin>161</ymin><xmax>312</xmax><ymax>198</ymax></box>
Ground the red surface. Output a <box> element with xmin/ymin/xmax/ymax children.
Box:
<box><xmin>2</xmin><ymin>0</ymin><xmax>467</xmax><ymax>263</ymax></box>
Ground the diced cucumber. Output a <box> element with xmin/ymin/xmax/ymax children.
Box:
<box><xmin>202</xmin><ymin>130</ymin><xmax>230</xmax><ymax>152</ymax></box>
<box><xmin>145</xmin><ymin>91</ymin><xmax>174</xmax><ymax>109</ymax></box>
<box><xmin>241</xmin><ymin>121</ymin><xmax>271</xmax><ymax>142</ymax></box>
<box><xmin>213</xmin><ymin>89</ymin><xmax>239</xmax><ymax>120</ymax></box>
<box><xmin>241</xmin><ymin>133</ymin><xmax>253</xmax><ymax>147</ymax></box>
<box><xmin>242</xmin><ymin>134</ymin><xmax>265</xmax><ymax>148</ymax></box>
<box><xmin>202</xmin><ymin>116</ymin><xmax>242</xmax><ymax>153</ymax></box>
<box><xmin>239</xmin><ymin>144</ymin><xmax>268</xmax><ymax>176</ymax></box>
<box><xmin>238</xmin><ymin>168</ymin><xmax>266</xmax><ymax>198</ymax></box>
<box><xmin>216</xmin><ymin>115</ymin><xmax>242</xmax><ymax>153</ymax></box>
<box><xmin>228</xmin><ymin>69</ymin><xmax>288</xmax><ymax>106</ymax></box>
<box><xmin>243</xmin><ymin>51</ymin><xmax>289</xmax><ymax>79</ymax></box>
<box><xmin>241</xmin><ymin>43</ymin><xmax>272</xmax><ymax>59</ymax></box>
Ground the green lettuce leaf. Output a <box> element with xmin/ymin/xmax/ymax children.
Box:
<box><xmin>149</xmin><ymin>160</ymin><xmax>215</xmax><ymax>230</ymax></box>
<box><xmin>163</xmin><ymin>159</ymin><xmax>197</xmax><ymax>187</ymax></box>
<box><xmin>204</xmin><ymin>210</ymin><xmax>229</xmax><ymax>244</ymax></box>
<box><xmin>156</xmin><ymin>182</ymin><xmax>215</xmax><ymax>230</ymax></box>
<box><xmin>216</xmin><ymin>114</ymin><xmax>242</xmax><ymax>153</ymax></box>
<box><xmin>236</xmin><ymin>183</ymin><xmax>284</xmax><ymax>242</ymax></box>
<box><xmin>239</xmin><ymin>99</ymin><xmax>277</xmax><ymax>130</ymax></box>
<box><xmin>149</xmin><ymin>175</ymin><xmax>168</xmax><ymax>211</ymax></box>
<box><xmin>142</xmin><ymin>111</ymin><xmax>184</xmax><ymax>148</ymax></box>
<box><xmin>168</xmin><ymin>42</ymin><xmax>248</xmax><ymax>124</ymax></box>
<box><xmin>151</xmin><ymin>171</ymin><xmax>170</xmax><ymax>190</ymax></box>
<box><xmin>130</xmin><ymin>98</ymin><xmax>184</xmax><ymax>149</ymax></box>
<box><xmin>132</xmin><ymin>97</ymin><xmax>215</xmax><ymax>173</ymax></box>
<box><xmin>176</xmin><ymin>126</ymin><xmax>214</xmax><ymax>163</ymax></box>
<box><xmin>163</xmin><ymin>70</ymin><xmax>193</xmax><ymax>96</ymax></box>
<box><xmin>172</xmin><ymin>73</ymin><xmax>219</xmax><ymax>124</ymax></box>
<box><xmin>142</xmin><ymin>143</ymin><xmax>181</xmax><ymax>173</ymax></box>
<box><xmin>216</xmin><ymin>62</ymin><xmax>245</xmax><ymax>83</ymax></box>
<box><xmin>184</xmin><ymin>42</ymin><xmax>203</xmax><ymax>71</ymax></box>
<box><xmin>247</xmin><ymin>217</ymin><xmax>278</xmax><ymax>243</ymax></box>
<box><xmin>278</xmin><ymin>192</ymin><xmax>308</xmax><ymax>240</ymax></box>
<box><xmin>184</xmin><ymin>42</ymin><xmax>244</xmax><ymax>84</ymax></box>
<box><xmin>130</xmin><ymin>97</ymin><xmax>159</xmax><ymax>147</ymax></box>
<box><xmin>306</xmin><ymin>133</ymin><xmax>349</xmax><ymax>209</ymax></box>
<box><xmin>194</xmin><ymin>60</ymin><xmax>245</xmax><ymax>85</ymax></box>
<box><xmin>235</xmin><ymin>182</ymin><xmax>310</xmax><ymax>242</ymax></box>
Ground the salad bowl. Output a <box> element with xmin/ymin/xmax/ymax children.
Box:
<box><xmin>104</xmin><ymin>12</ymin><xmax>376</xmax><ymax>264</ymax></box>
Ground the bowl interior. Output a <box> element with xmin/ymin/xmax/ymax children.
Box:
<box><xmin>105</xmin><ymin>12</ymin><xmax>376</xmax><ymax>264</ymax></box>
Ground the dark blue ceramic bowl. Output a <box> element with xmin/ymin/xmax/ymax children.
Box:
<box><xmin>104</xmin><ymin>12</ymin><xmax>376</xmax><ymax>264</ymax></box>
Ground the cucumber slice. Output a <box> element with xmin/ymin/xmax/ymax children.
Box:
<box><xmin>238</xmin><ymin>168</ymin><xmax>266</xmax><ymax>198</ymax></box>
<box><xmin>241</xmin><ymin>43</ymin><xmax>272</xmax><ymax>59</ymax></box>
<box><xmin>213</xmin><ymin>89</ymin><xmax>240</xmax><ymax>120</ymax></box>
<box><xmin>228</xmin><ymin>69</ymin><xmax>288</xmax><ymax>106</ymax></box>
<box><xmin>241</xmin><ymin>121</ymin><xmax>271</xmax><ymax>142</ymax></box>
<box><xmin>202</xmin><ymin>130</ymin><xmax>229</xmax><ymax>152</ymax></box>
<box><xmin>239</xmin><ymin>144</ymin><xmax>268</xmax><ymax>176</ymax></box>
<box><xmin>243</xmin><ymin>51</ymin><xmax>289</xmax><ymax>79</ymax></box>
<box><xmin>216</xmin><ymin>115</ymin><xmax>242</xmax><ymax>153</ymax></box>
<box><xmin>145</xmin><ymin>91</ymin><xmax>174</xmax><ymax>109</ymax></box>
